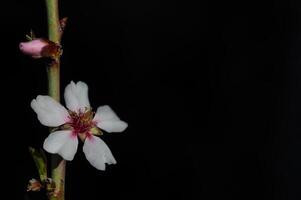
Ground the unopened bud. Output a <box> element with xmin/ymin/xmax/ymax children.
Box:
<box><xmin>27</xmin><ymin>178</ymin><xmax>43</xmax><ymax>192</ymax></box>
<box><xmin>19</xmin><ymin>38</ymin><xmax>61</xmax><ymax>59</ymax></box>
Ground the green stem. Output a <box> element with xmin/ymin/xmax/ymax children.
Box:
<box><xmin>46</xmin><ymin>0</ymin><xmax>60</xmax><ymax>44</ymax></box>
<box><xmin>45</xmin><ymin>0</ymin><xmax>65</xmax><ymax>200</ymax></box>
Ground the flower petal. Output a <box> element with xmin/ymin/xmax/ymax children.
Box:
<box><xmin>64</xmin><ymin>81</ymin><xmax>90</xmax><ymax>112</ymax></box>
<box><xmin>31</xmin><ymin>95</ymin><xmax>69</xmax><ymax>127</ymax></box>
<box><xmin>83</xmin><ymin>135</ymin><xmax>117</xmax><ymax>170</ymax></box>
<box><xmin>57</xmin><ymin>135</ymin><xmax>78</xmax><ymax>161</ymax></box>
<box><xmin>93</xmin><ymin>105</ymin><xmax>120</xmax><ymax>121</ymax></box>
<box><xmin>43</xmin><ymin>130</ymin><xmax>72</xmax><ymax>154</ymax></box>
<box><xmin>93</xmin><ymin>105</ymin><xmax>128</xmax><ymax>133</ymax></box>
<box><xmin>97</xmin><ymin>120</ymin><xmax>128</xmax><ymax>133</ymax></box>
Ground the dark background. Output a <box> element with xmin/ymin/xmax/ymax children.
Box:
<box><xmin>0</xmin><ymin>0</ymin><xmax>298</xmax><ymax>199</ymax></box>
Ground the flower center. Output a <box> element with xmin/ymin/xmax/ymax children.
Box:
<box><xmin>68</xmin><ymin>109</ymin><xmax>95</xmax><ymax>136</ymax></box>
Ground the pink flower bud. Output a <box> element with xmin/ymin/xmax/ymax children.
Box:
<box><xmin>19</xmin><ymin>39</ymin><xmax>49</xmax><ymax>59</ymax></box>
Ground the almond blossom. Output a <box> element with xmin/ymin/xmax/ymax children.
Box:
<box><xmin>31</xmin><ymin>81</ymin><xmax>128</xmax><ymax>170</ymax></box>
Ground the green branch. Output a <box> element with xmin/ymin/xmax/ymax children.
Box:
<box><xmin>45</xmin><ymin>0</ymin><xmax>66</xmax><ymax>200</ymax></box>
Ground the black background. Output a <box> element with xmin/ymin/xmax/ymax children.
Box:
<box><xmin>0</xmin><ymin>0</ymin><xmax>297</xmax><ymax>199</ymax></box>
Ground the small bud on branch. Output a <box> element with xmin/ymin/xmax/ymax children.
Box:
<box><xmin>19</xmin><ymin>38</ymin><xmax>62</xmax><ymax>60</ymax></box>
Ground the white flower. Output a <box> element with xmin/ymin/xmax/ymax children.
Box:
<box><xmin>31</xmin><ymin>81</ymin><xmax>128</xmax><ymax>170</ymax></box>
